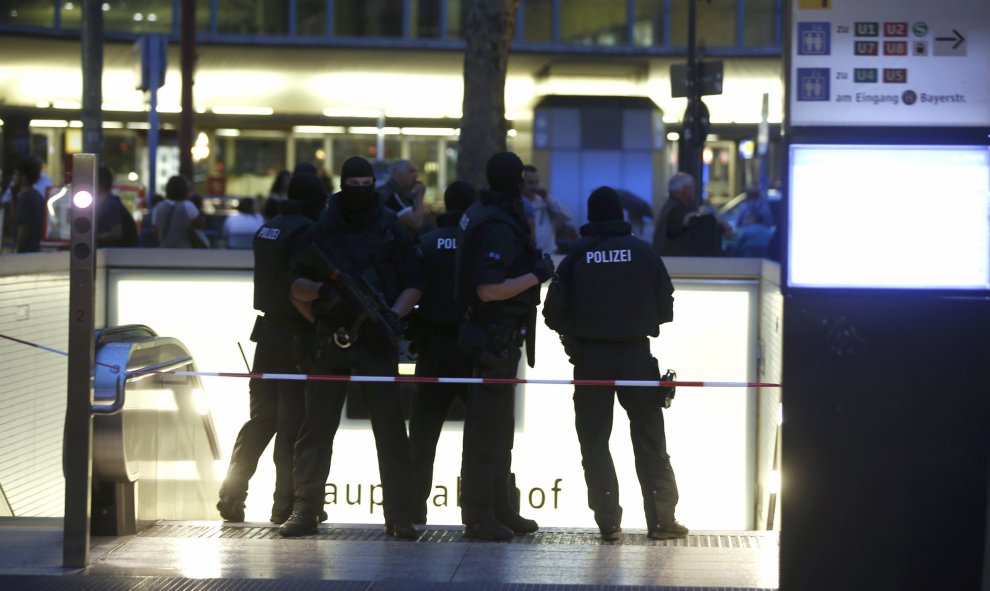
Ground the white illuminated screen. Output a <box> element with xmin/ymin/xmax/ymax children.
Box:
<box><xmin>788</xmin><ymin>144</ymin><xmax>990</xmax><ymax>290</ymax></box>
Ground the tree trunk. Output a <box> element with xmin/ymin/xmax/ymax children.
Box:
<box><xmin>456</xmin><ymin>0</ymin><xmax>520</xmax><ymax>189</ymax></box>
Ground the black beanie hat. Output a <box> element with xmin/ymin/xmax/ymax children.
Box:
<box><xmin>340</xmin><ymin>156</ymin><xmax>375</xmax><ymax>183</ymax></box>
<box><xmin>287</xmin><ymin>173</ymin><xmax>327</xmax><ymax>206</ymax></box>
<box><xmin>294</xmin><ymin>162</ymin><xmax>318</xmax><ymax>176</ymax></box>
<box><xmin>486</xmin><ymin>152</ymin><xmax>524</xmax><ymax>197</ymax></box>
<box><xmin>444</xmin><ymin>180</ymin><xmax>478</xmax><ymax>213</ymax></box>
<box><xmin>587</xmin><ymin>186</ymin><xmax>624</xmax><ymax>222</ymax></box>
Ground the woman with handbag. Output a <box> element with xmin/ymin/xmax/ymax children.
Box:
<box><xmin>153</xmin><ymin>175</ymin><xmax>209</xmax><ymax>248</ymax></box>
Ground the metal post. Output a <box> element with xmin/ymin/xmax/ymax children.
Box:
<box><xmin>685</xmin><ymin>0</ymin><xmax>704</xmax><ymax>208</ymax></box>
<box><xmin>179</xmin><ymin>0</ymin><xmax>197</xmax><ymax>180</ymax></box>
<box><xmin>377</xmin><ymin>112</ymin><xmax>386</xmax><ymax>160</ymax></box>
<box><xmin>63</xmin><ymin>153</ymin><xmax>98</xmax><ymax>568</ymax></box>
<box><xmin>81</xmin><ymin>0</ymin><xmax>103</xmax><ymax>155</ymax></box>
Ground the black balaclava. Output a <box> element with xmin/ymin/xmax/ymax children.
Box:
<box><xmin>587</xmin><ymin>186</ymin><xmax>624</xmax><ymax>222</ymax></box>
<box><xmin>486</xmin><ymin>152</ymin><xmax>524</xmax><ymax>198</ymax></box>
<box><xmin>287</xmin><ymin>173</ymin><xmax>328</xmax><ymax>220</ymax></box>
<box><xmin>339</xmin><ymin>156</ymin><xmax>377</xmax><ymax>214</ymax></box>
<box><xmin>444</xmin><ymin>180</ymin><xmax>478</xmax><ymax>213</ymax></box>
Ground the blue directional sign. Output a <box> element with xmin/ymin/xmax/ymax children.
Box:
<box><xmin>796</xmin><ymin>68</ymin><xmax>830</xmax><ymax>101</ymax></box>
<box><xmin>797</xmin><ymin>22</ymin><xmax>831</xmax><ymax>55</ymax></box>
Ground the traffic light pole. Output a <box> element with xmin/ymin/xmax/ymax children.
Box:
<box><xmin>685</xmin><ymin>0</ymin><xmax>705</xmax><ymax>208</ymax></box>
<box><xmin>63</xmin><ymin>154</ymin><xmax>97</xmax><ymax>568</ymax></box>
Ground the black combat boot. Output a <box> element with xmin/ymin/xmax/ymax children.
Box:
<box><xmin>385</xmin><ymin>521</ymin><xmax>420</xmax><ymax>540</ymax></box>
<box><xmin>648</xmin><ymin>519</ymin><xmax>689</xmax><ymax>540</ymax></box>
<box><xmin>278</xmin><ymin>512</ymin><xmax>320</xmax><ymax>537</ymax></box>
<box><xmin>496</xmin><ymin>513</ymin><xmax>539</xmax><ymax>535</ymax></box>
<box><xmin>595</xmin><ymin>505</ymin><xmax>623</xmax><ymax>541</ymax></box>
<box><xmin>464</xmin><ymin>517</ymin><xmax>514</xmax><ymax>541</ymax></box>
<box><xmin>217</xmin><ymin>494</ymin><xmax>246</xmax><ymax>523</ymax></box>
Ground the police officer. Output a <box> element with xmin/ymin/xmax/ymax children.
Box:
<box><xmin>408</xmin><ymin>181</ymin><xmax>478</xmax><ymax>523</ymax></box>
<box><xmin>279</xmin><ymin>156</ymin><xmax>423</xmax><ymax>540</ymax></box>
<box><xmin>455</xmin><ymin>152</ymin><xmax>555</xmax><ymax>540</ymax></box>
<box><xmin>217</xmin><ymin>173</ymin><xmax>327</xmax><ymax>524</ymax></box>
<box><xmin>544</xmin><ymin>186</ymin><xmax>687</xmax><ymax>541</ymax></box>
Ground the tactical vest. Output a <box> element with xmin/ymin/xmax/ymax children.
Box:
<box><xmin>314</xmin><ymin>204</ymin><xmax>401</xmax><ymax>305</ymax></box>
<box><xmin>552</xmin><ymin>225</ymin><xmax>674</xmax><ymax>340</ymax></box>
<box><xmin>253</xmin><ymin>213</ymin><xmax>313</xmax><ymax>318</ymax></box>
<box><xmin>417</xmin><ymin>222</ymin><xmax>461</xmax><ymax>324</ymax></box>
<box><xmin>454</xmin><ymin>196</ymin><xmax>536</xmax><ymax>316</ymax></box>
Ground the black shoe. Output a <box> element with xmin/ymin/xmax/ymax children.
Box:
<box><xmin>596</xmin><ymin>506</ymin><xmax>622</xmax><ymax>541</ymax></box>
<box><xmin>270</xmin><ymin>502</ymin><xmax>292</xmax><ymax>524</ymax></box>
<box><xmin>464</xmin><ymin>519</ymin><xmax>514</xmax><ymax>541</ymax></box>
<box><xmin>599</xmin><ymin>524</ymin><xmax>622</xmax><ymax>541</ymax></box>
<box><xmin>648</xmin><ymin>520</ymin><xmax>689</xmax><ymax>540</ymax></box>
<box><xmin>278</xmin><ymin>512</ymin><xmax>320</xmax><ymax>537</ymax></box>
<box><xmin>385</xmin><ymin>521</ymin><xmax>419</xmax><ymax>540</ymax></box>
<box><xmin>497</xmin><ymin>514</ymin><xmax>539</xmax><ymax>535</ymax></box>
<box><xmin>217</xmin><ymin>496</ymin><xmax>245</xmax><ymax>523</ymax></box>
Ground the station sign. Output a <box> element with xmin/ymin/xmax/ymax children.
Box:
<box><xmin>789</xmin><ymin>0</ymin><xmax>990</xmax><ymax>126</ymax></box>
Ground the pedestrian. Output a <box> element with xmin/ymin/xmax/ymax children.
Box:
<box><xmin>216</xmin><ymin>173</ymin><xmax>327</xmax><ymax>525</ymax></box>
<box><xmin>278</xmin><ymin>156</ymin><xmax>423</xmax><ymax>540</ymax></box>
<box><xmin>454</xmin><ymin>151</ymin><xmax>555</xmax><ymax>540</ymax></box>
<box><xmin>408</xmin><ymin>180</ymin><xmax>478</xmax><ymax>523</ymax></box>
<box><xmin>11</xmin><ymin>156</ymin><xmax>46</xmax><ymax>253</ymax></box>
<box><xmin>544</xmin><ymin>186</ymin><xmax>687</xmax><ymax>541</ymax></box>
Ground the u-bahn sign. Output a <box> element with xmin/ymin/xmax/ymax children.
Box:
<box><xmin>789</xmin><ymin>0</ymin><xmax>990</xmax><ymax>126</ymax></box>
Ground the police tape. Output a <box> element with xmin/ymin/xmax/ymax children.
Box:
<box><xmin>0</xmin><ymin>332</ymin><xmax>781</xmax><ymax>389</ymax></box>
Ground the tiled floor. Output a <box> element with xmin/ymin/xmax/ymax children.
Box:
<box><xmin>0</xmin><ymin>519</ymin><xmax>778</xmax><ymax>590</ymax></box>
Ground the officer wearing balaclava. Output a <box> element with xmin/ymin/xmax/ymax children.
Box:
<box><xmin>279</xmin><ymin>156</ymin><xmax>424</xmax><ymax>540</ymax></box>
<box><xmin>543</xmin><ymin>186</ymin><xmax>686</xmax><ymax>542</ymax></box>
<box><xmin>453</xmin><ymin>151</ymin><xmax>555</xmax><ymax>540</ymax></box>
<box><xmin>217</xmin><ymin>172</ymin><xmax>327</xmax><ymax>525</ymax></box>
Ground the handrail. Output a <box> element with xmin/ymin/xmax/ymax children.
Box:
<box><xmin>91</xmin><ymin>355</ymin><xmax>193</xmax><ymax>415</ymax></box>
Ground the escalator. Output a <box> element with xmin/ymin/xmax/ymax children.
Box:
<box><xmin>89</xmin><ymin>325</ymin><xmax>223</xmax><ymax>534</ymax></box>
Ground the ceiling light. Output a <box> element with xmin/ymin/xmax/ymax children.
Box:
<box><xmin>211</xmin><ymin>106</ymin><xmax>274</xmax><ymax>116</ymax></box>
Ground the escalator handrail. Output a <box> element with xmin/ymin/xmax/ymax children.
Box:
<box><xmin>91</xmin><ymin>355</ymin><xmax>194</xmax><ymax>415</ymax></box>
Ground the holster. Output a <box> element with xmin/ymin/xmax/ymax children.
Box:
<box><xmin>457</xmin><ymin>319</ymin><xmax>524</xmax><ymax>371</ymax></box>
<box><xmin>559</xmin><ymin>335</ymin><xmax>583</xmax><ymax>364</ymax></box>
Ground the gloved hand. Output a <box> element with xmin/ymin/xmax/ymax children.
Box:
<box><xmin>532</xmin><ymin>253</ymin><xmax>556</xmax><ymax>283</ymax></box>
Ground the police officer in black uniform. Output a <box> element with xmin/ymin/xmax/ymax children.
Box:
<box><xmin>278</xmin><ymin>156</ymin><xmax>423</xmax><ymax>540</ymax></box>
<box><xmin>217</xmin><ymin>173</ymin><xmax>327</xmax><ymax>524</ymax></box>
<box><xmin>455</xmin><ymin>152</ymin><xmax>556</xmax><ymax>540</ymax></box>
<box><xmin>408</xmin><ymin>180</ymin><xmax>478</xmax><ymax>523</ymax></box>
<box><xmin>543</xmin><ymin>186</ymin><xmax>687</xmax><ymax>541</ymax></box>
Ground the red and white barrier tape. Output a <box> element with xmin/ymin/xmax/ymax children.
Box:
<box><xmin>1</xmin><ymin>332</ymin><xmax>781</xmax><ymax>389</ymax></box>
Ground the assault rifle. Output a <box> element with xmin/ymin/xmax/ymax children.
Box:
<box><xmin>300</xmin><ymin>243</ymin><xmax>402</xmax><ymax>349</ymax></box>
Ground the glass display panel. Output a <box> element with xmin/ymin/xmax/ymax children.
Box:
<box><xmin>788</xmin><ymin>144</ymin><xmax>990</xmax><ymax>290</ymax></box>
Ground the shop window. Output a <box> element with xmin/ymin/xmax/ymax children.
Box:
<box><xmin>632</xmin><ymin>0</ymin><xmax>665</xmax><ymax>47</ymax></box>
<box><xmin>670</xmin><ymin>0</ymin><xmax>736</xmax><ymax>48</ymax></box>
<box><xmin>560</xmin><ymin>0</ymin><xmax>627</xmax><ymax>46</ymax></box>
<box><xmin>217</xmin><ymin>0</ymin><xmax>287</xmax><ymax>35</ymax></box>
<box><xmin>214</xmin><ymin>136</ymin><xmax>286</xmax><ymax>198</ymax></box>
<box><xmin>743</xmin><ymin>0</ymin><xmax>776</xmax><ymax>47</ymax></box>
<box><xmin>296</xmin><ymin>0</ymin><xmax>327</xmax><ymax>36</ymax></box>
<box><xmin>405</xmin><ymin>137</ymin><xmax>441</xmax><ymax>205</ymax></box>
<box><xmin>102</xmin><ymin>131</ymin><xmax>140</xmax><ymax>186</ymax></box>
<box><xmin>59</xmin><ymin>0</ymin><xmax>172</xmax><ymax>33</ymax></box>
<box><xmin>520</xmin><ymin>0</ymin><xmax>552</xmax><ymax>43</ymax></box>
<box><xmin>331</xmin><ymin>136</ymin><xmax>401</xmax><ymax>185</ymax></box>
<box><xmin>444</xmin><ymin>0</ymin><xmax>468</xmax><ymax>39</ymax></box>
<box><xmin>335</xmin><ymin>0</ymin><xmax>404</xmax><ymax>37</ymax></box>
<box><xmin>1</xmin><ymin>0</ymin><xmax>54</xmax><ymax>27</ymax></box>
<box><xmin>412</xmin><ymin>0</ymin><xmax>441</xmax><ymax>38</ymax></box>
